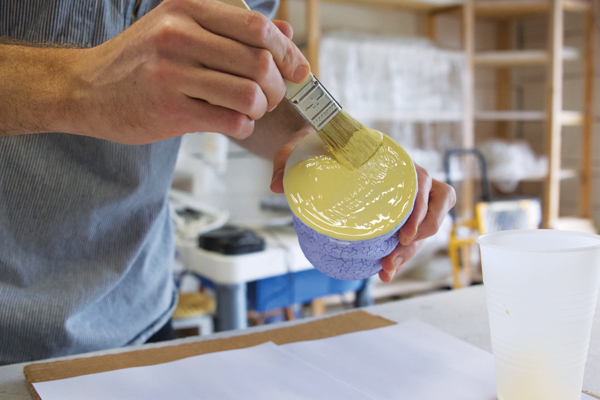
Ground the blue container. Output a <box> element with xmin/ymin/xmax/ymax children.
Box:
<box><xmin>293</xmin><ymin>215</ymin><xmax>407</xmax><ymax>281</ymax></box>
<box><xmin>247</xmin><ymin>269</ymin><xmax>365</xmax><ymax>312</ymax></box>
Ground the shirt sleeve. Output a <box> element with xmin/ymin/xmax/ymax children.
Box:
<box><xmin>246</xmin><ymin>0</ymin><xmax>280</xmax><ymax>19</ymax></box>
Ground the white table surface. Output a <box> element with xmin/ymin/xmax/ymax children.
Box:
<box><xmin>1</xmin><ymin>285</ymin><xmax>599</xmax><ymax>399</ymax></box>
<box><xmin>177</xmin><ymin>225</ymin><xmax>314</xmax><ymax>285</ymax></box>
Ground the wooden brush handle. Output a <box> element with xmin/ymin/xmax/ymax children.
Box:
<box><xmin>217</xmin><ymin>0</ymin><xmax>313</xmax><ymax>98</ymax></box>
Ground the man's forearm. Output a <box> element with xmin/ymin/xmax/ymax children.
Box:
<box><xmin>233</xmin><ymin>100</ymin><xmax>311</xmax><ymax>160</ymax></box>
<box><xmin>0</xmin><ymin>43</ymin><xmax>84</xmax><ymax>137</ymax></box>
<box><xmin>0</xmin><ymin>39</ymin><xmax>309</xmax><ymax>150</ymax></box>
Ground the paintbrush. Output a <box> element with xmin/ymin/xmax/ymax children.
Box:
<box><xmin>219</xmin><ymin>0</ymin><xmax>383</xmax><ymax>169</ymax></box>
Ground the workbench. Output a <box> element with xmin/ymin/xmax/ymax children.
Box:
<box><xmin>1</xmin><ymin>285</ymin><xmax>599</xmax><ymax>399</ymax></box>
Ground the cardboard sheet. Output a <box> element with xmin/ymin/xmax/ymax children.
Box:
<box><xmin>23</xmin><ymin>311</ymin><xmax>394</xmax><ymax>400</ymax></box>
<box><xmin>32</xmin><ymin>342</ymin><xmax>372</xmax><ymax>400</ymax></box>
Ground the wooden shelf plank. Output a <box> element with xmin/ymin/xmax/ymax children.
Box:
<box><xmin>321</xmin><ymin>0</ymin><xmax>590</xmax><ymax>14</ymax></box>
<box><xmin>349</xmin><ymin>110</ymin><xmax>464</xmax><ymax>122</ymax></box>
<box><xmin>563</xmin><ymin>0</ymin><xmax>593</xmax><ymax>13</ymax></box>
<box><xmin>512</xmin><ymin>168</ymin><xmax>576</xmax><ymax>182</ymax></box>
<box><xmin>475</xmin><ymin>110</ymin><xmax>583</xmax><ymax>125</ymax></box>
<box><xmin>474</xmin><ymin>47</ymin><xmax>579</xmax><ymax>66</ymax></box>
<box><xmin>551</xmin><ymin>217</ymin><xmax>597</xmax><ymax>232</ymax></box>
<box><xmin>433</xmin><ymin>168</ymin><xmax>577</xmax><ymax>183</ymax></box>
<box><xmin>476</xmin><ymin>110</ymin><xmax>545</xmax><ymax>121</ymax></box>
<box><xmin>322</xmin><ymin>0</ymin><xmax>461</xmax><ymax>12</ymax></box>
<box><xmin>475</xmin><ymin>1</ymin><xmax>546</xmax><ymax>16</ymax></box>
<box><xmin>474</xmin><ymin>0</ymin><xmax>590</xmax><ymax>17</ymax></box>
<box><xmin>561</xmin><ymin>110</ymin><xmax>584</xmax><ymax>125</ymax></box>
<box><xmin>557</xmin><ymin>169</ymin><xmax>577</xmax><ymax>181</ymax></box>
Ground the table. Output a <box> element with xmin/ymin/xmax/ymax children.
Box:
<box><xmin>1</xmin><ymin>285</ymin><xmax>599</xmax><ymax>399</ymax></box>
<box><xmin>177</xmin><ymin>225</ymin><xmax>314</xmax><ymax>331</ymax></box>
<box><xmin>177</xmin><ymin>225</ymin><xmax>373</xmax><ymax>330</ymax></box>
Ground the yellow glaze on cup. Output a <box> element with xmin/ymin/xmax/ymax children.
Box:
<box><xmin>284</xmin><ymin>133</ymin><xmax>417</xmax><ymax>241</ymax></box>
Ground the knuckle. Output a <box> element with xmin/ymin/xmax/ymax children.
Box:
<box><xmin>228</xmin><ymin>113</ymin><xmax>246</xmax><ymax>133</ymax></box>
<box><xmin>419</xmin><ymin>168</ymin><xmax>432</xmax><ymax>184</ymax></box>
<box><xmin>153</xmin><ymin>17</ymin><xmax>181</xmax><ymax>47</ymax></box>
<box><xmin>280</xmin><ymin>43</ymin><xmax>296</xmax><ymax>71</ymax></box>
<box><xmin>437</xmin><ymin>181</ymin><xmax>457</xmax><ymax>207</ymax></box>
<box><xmin>445</xmin><ymin>184</ymin><xmax>457</xmax><ymax>207</ymax></box>
<box><xmin>239</xmin><ymin>82</ymin><xmax>265</xmax><ymax>117</ymax></box>
<box><xmin>253</xmin><ymin>49</ymin><xmax>274</xmax><ymax>80</ymax></box>
<box><xmin>277</xmin><ymin>84</ymin><xmax>287</xmax><ymax>103</ymax></box>
<box><xmin>428</xmin><ymin>218</ymin><xmax>443</xmax><ymax>235</ymax></box>
<box><xmin>279</xmin><ymin>20</ymin><xmax>294</xmax><ymax>38</ymax></box>
<box><xmin>420</xmin><ymin>218</ymin><xmax>442</xmax><ymax>239</ymax></box>
<box><xmin>246</xmin><ymin>11</ymin><xmax>271</xmax><ymax>45</ymax></box>
<box><xmin>225</xmin><ymin>114</ymin><xmax>253</xmax><ymax>139</ymax></box>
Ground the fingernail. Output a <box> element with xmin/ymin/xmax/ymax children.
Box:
<box><xmin>293</xmin><ymin>65</ymin><xmax>309</xmax><ymax>82</ymax></box>
<box><xmin>393</xmin><ymin>255</ymin><xmax>403</xmax><ymax>269</ymax></box>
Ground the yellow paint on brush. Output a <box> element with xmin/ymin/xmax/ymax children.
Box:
<box><xmin>284</xmin><ymin>134</ymin><xmax>417</xmax><ymax>241</ymax></box>
<box><xmin>317</xmin><ymin>112</ymin><xmax>384</xmax><ymax>169</ymax></box>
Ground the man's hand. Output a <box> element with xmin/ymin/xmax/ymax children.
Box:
<box><xmin>378</xmin><ymin>165</ymin><xmax>456</xmax><ymax>282</ymax></box>
<box><xmin>0</xmin><ymin>0</ymin><xmax>309</xmax><ymax>142</ymax></box>
<box><xmin>270</xmin><ymin>145</ymin><xmax>456</xmax><ymax>283</ymax></box>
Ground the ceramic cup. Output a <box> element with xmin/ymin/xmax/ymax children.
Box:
<box><xmin>284</xmin><ymin>133</ymin><xmax>417</xmax><ymax>281</ymax></box>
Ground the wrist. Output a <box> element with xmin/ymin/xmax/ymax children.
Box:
<box><xmin>0</xmin><ymin>44</ymin><xmax>90</xmax><ymax>137</ymax></box>
<box><xmin>50</xmin><ymin>48</ymin><xmax>97</xmax><ymax>137</ymax></box>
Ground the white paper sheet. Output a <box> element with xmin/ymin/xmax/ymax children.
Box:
<box><xmin>32</xmin><ymin>319</ymin><xmax>596</xmax><ymax>400</ymax></box>
<box><xmin>33</xmin><ymin>342</ymin><xmax>371</xmax><ymax>400</ymax></box>
<box><xmin>281</xmin><ymin>319</ymin><xmax>497</xmax><ymax>400</ymax></box>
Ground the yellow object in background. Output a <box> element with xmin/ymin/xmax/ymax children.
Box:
<box><xmin>173</xmin><ymin>292</ymin><xmax>215</xmax><ymax>320</ymax></box>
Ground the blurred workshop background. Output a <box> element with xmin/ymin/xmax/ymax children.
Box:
<box><xmin>168</xmin><ymin>0</ymin><xmax>600</xmax><ymax>337</ymax></box>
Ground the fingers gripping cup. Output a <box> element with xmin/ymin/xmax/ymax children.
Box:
<box><xmin>477</xmin><ymin>230</ymin><xmax>600</xmax><ymax>400</ymax></box>
<box><xmin>283</xmin><ymin>131</ymin><xmax>418</xmax><ymax>281</ymax></box>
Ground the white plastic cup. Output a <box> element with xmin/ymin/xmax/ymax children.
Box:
<box><xmin>476</xmin><ymin>229</ymin><xmax>600</xmax><ymax>400</ymax></box>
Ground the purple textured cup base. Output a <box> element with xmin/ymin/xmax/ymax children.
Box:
<box><xmin>293</xmin><ymin>216</ymin><xmax>401</xmax><ymax>281</ymax></box>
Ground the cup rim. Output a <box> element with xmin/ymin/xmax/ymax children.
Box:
<box><xmin>476</xmin><ymin>229</ymin><xmax>600</xmax><ymax>253</ymax></box>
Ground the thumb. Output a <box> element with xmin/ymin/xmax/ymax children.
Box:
<box><xmin>270</xmin><ymin>127</ymin><xmax>313</xmax><ymax>194</ymax></box>
<box><xmin>270</xmin><ymin>145</ymin><xmax>294</xmax><ymax>194</ymax></box>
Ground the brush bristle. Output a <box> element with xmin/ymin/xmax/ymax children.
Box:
<box><xmin>317</xmin><ymin>110</ymin><xmax>383</xmax><ymax>169</ymax></box>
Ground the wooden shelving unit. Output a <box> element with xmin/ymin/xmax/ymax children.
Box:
<box><xmin>473</xmin><ymin>47</ymin><xmax>579</xmax><ymax>66</ymax></box>
<box><xmin>290</xmin><ymin>0</ymin><xmax>596</xmax><ymax>229</ymax></box>
<box><xmin>474</xmin><ymin>0</ymin><xmax>591</xmax><ymax>17</ymax></box>
<box><xmin>475</xmin><ymin>110</ymin><xmax>583</xmax><ymax>125</ymax></box>
<box><xmin>462</xmin><ymin>0</ymin><xmax>597</xmax><ymax>229</ymax></box>
<box><xmin>323</xmin><ymin>0</ymin><xmax>461</xmax><ymax>11</ymax></box>
<box><xmin>295</xmin><ymin>0</ymin><xmax>461</xmax><ymax>75</ymax></box>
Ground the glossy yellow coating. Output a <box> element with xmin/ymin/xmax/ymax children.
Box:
<box><xmin>284</xmin><ymin>133</ymin><xmax>417</xmax><ymax>241</ymax></box>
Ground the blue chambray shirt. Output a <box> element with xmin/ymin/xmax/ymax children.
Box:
<box><xmin>0</xmin><ymin>0</ymin><xmax>279</xmax><ymax>365</ymax></box>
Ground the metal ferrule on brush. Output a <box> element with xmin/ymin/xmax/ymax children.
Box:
<box><xmin>287</xmin><ymin>76</ymin><xmax>342</xmax><ymax>132</ymax></box>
